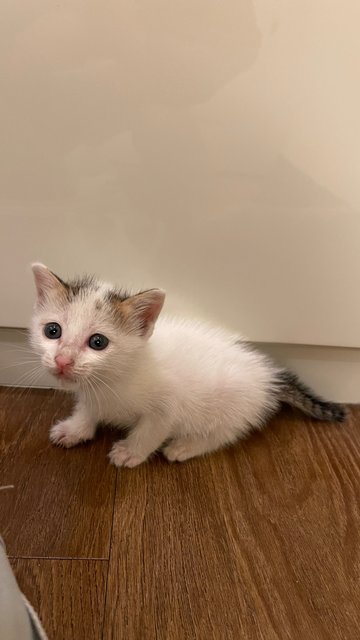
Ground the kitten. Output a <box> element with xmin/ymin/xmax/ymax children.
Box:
<box><xmin>30</xmin><ymin>263</ymin><xmax>346</xmax><ymax>467</ymax></box>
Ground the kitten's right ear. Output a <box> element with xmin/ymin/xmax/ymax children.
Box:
<box><xmin>119</xmin><ymin>288</ymin><xmax>165</xmax><ymax>339</ymax></box>
<box><xmin>31</xmin><ymin>263</ymin><xmax>67</xmax><ymax>305</ymax></box>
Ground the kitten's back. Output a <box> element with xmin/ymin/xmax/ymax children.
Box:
<box><xmin>150</xmin><ymin>316</ymin><xmax>279</xmax><ymax>427</ymax></box>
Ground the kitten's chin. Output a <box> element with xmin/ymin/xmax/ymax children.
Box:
<box><xmin>50</xmin><ymin>371</ymin><xmax>79</xmax><ymax>390</ymax></box>
<box><xmin>56</xmin><ymin>377</ymin><xmax>79</xmax><ymax>390</ymax></box>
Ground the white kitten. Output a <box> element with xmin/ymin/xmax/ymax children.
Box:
<box><xmin>30</xmin><ymin>264</ymin><xmax>346</xmax><ymax>467</ymax></box>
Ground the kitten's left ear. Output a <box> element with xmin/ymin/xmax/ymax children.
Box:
<box><xmin>121</xmin><ymin>289</ymin><xmax>165</xmax><ymax>339</ymax></box>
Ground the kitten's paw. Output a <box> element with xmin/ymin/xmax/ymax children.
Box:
<box><xmin>108</xmin><ymin>442</ymin><xmax>146</xmax><ymax>468</ymax></box>
<box><xmin>50</xmin><ymin>419</ymin><xmax>92</xmax><ymax>448</ymax></box>
<box><xmin>163</xmin><ymin>440</ymin><xmax>199</xmax><ymax>462</ymax></box>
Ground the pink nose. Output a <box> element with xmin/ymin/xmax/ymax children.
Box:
<box><xmin>55</xmin><ymin>355</ymin><xmax>74</xmax><ymax>373</ymax></box>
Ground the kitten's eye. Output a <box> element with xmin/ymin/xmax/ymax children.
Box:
<box><xmin>88</xmin><ymin>334</ymin><xmax>109</xmax><ymax>350</ymax></box>
<box><xmin>44</xmin><ymin>322</ymin><xmax>62</xmax><ymax>339</ymax></box>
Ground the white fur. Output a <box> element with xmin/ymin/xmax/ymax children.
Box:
<box><xmin>30</xmin><ymin>266</ymin><xmax>282</xmax><ymax>467</ymax></box>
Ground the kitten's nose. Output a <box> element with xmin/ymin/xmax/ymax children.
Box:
<box><xmin>55</xmin><ymin>354</ymin><xmax>74</xmax><ymax>373</ymax></box>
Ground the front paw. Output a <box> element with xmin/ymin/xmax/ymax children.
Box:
<box><xmin>108</xmin><ymin>442</ymin><xmax>146</xmax><ymax>468</ymax></box>
<box><xmin>163</xmin><ymin>439</ymin><xmax>199</xmax><ymax>462</ymax></box>
<box><xmin>50</xmin><ymin>419</ymin><xmax>91</xmax><ymax>448</ymax></box>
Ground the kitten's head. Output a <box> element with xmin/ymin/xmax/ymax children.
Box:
<box><xmin>30</xmin><ymin>263</ymin><xmax>165</xmax><ymax>389</ymax></box>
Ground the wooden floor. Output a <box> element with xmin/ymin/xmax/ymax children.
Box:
<box><xmin>1</xmin><ymin>388</ymin><xmax>360</xmax><ymax>639</ymax></box>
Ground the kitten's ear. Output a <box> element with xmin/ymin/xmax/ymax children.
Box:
<box><xmin>31</xmin><ymin>263</ymin><xmax>67</xmax><ymax>305</ymax></box>
<box><xmin>121</xmin><ymin>289</ymin><xmax>165</xmax><ymax>338</ymax></box>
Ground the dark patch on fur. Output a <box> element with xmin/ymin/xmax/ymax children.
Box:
<box><xmin>106</xmin><ymin>290</ymin><xmax>135</xmax><ymax>329</ymax></box>
<box><xmin>55</xmin><ymin>270</ymin><xmax>131</xmax><ymax>306</ymax></box>
<box><xmin>106</xmin><ymin>289</ymin><xmax>131</xmax><ymax>304</ymax></box>
<box><xmin>66</xmin><ymin>275</ymin><xmax>98</xmax><ymax>298</ymax></box>
<box><xmin>54</xmin><ymin>273</ymin><xmax>100</xmax><ymax>302</ymax></box>
<box><xmin>276</xmin><ymin>369</ymin><xmax>347</xmax><ymax>423</ymax></box>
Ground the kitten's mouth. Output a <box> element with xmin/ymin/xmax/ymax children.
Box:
<box><xmin>52</xmin><ymin>370</ymin><xmax>79</xmax><ymax>388</ymax></box>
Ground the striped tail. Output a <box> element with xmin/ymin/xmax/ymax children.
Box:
<box><xmin>277</xmin><ymin>370</ymin><xmax>347</xmax><ymax>423</ymax></box>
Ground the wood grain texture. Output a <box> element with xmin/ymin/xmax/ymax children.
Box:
<box><xmin>11</xmin><ymin>558</ymin><xmax>107</xmax><ymax>640</ymax></box>
<box><xmin>103</xmin><ymin>407</ymin><xmax>360</xmax><ymax>640</ymax></box>
<box><xmin>0</xmin><ymin>387</ymin><xmax>117</xmax><ymax>558</ymax></box>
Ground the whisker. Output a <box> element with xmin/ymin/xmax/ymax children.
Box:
<box><xmin>90</xmin><ymin>372</ymin><xmax>121</xmax><ymax>405</ymax></box>
<box><xmin>0</xmin><ymin>364</ymin><xmax>43</xmax><ymax>393</ymax></box>
<box><xmin>85</xmin><ymin>376</ymin><xmax>102</xmax><ymax>417</ymax></box>
<box><xmin>0</xmin><ymin>360</ymin><xmax>41</xmax><ymax>372</ymax></box>
<box><xmin>2</xmin><ymin>365</ymin><xmax>46</xmax><ymax>404</ymax></box>
<box><xmin>89</xmin><ymin>374</ymin><xmax>109</xmax><ymax>407</ymax></box>
<box><xmin>8</xmin><ymin>366</ymin><xmax>42</xmax><ymax>388</ymax></box>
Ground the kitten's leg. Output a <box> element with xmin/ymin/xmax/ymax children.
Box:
<box><xmin>50</xmin><ymin>399</ymin><xmax>97</xmax><ymax>448</ymax></box>
<box><xmin>163</xmin><ymin>432</ymin><xmax>238</xmax><ymax>463</ymax></box>
<box><xmin>109</xmin><ymin>414</ymin><xmax>170</xmax><ymax>468</ymax></box>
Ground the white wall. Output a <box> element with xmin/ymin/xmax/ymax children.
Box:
<box><xmin>1</xmin><ymin>1</ymin><xmax>360</xmax><ymax>350</ymax></box>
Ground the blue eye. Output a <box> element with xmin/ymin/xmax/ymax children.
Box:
<box><xmin>44</xmin><ymin>323</ymin><xmax>62</xmax><ymax>339</ymax></box>
<box><xmin>88</xmin><ymin>334</ymin><xmax>109</xmax><ymax>350</ymax></box>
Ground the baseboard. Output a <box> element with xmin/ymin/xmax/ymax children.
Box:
<box><xmin>1</xmin><ymin>327</ymin><xmax>359</xmax><ymax>402</ymax></box>
<box><xmin>257</xmin><ymin>342</ymin><xmax>360</xmax><ymax>403</ymax></box>
<box><xmin>0</xmin><ymin>328</ymin><xmax>61</xmax><ymax>390</ymax></box>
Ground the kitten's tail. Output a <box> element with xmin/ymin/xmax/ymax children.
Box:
<box><xmin>277</xmin><ymin>370</ymin><xmax>347</xmax><ymax>423</ymax></box>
